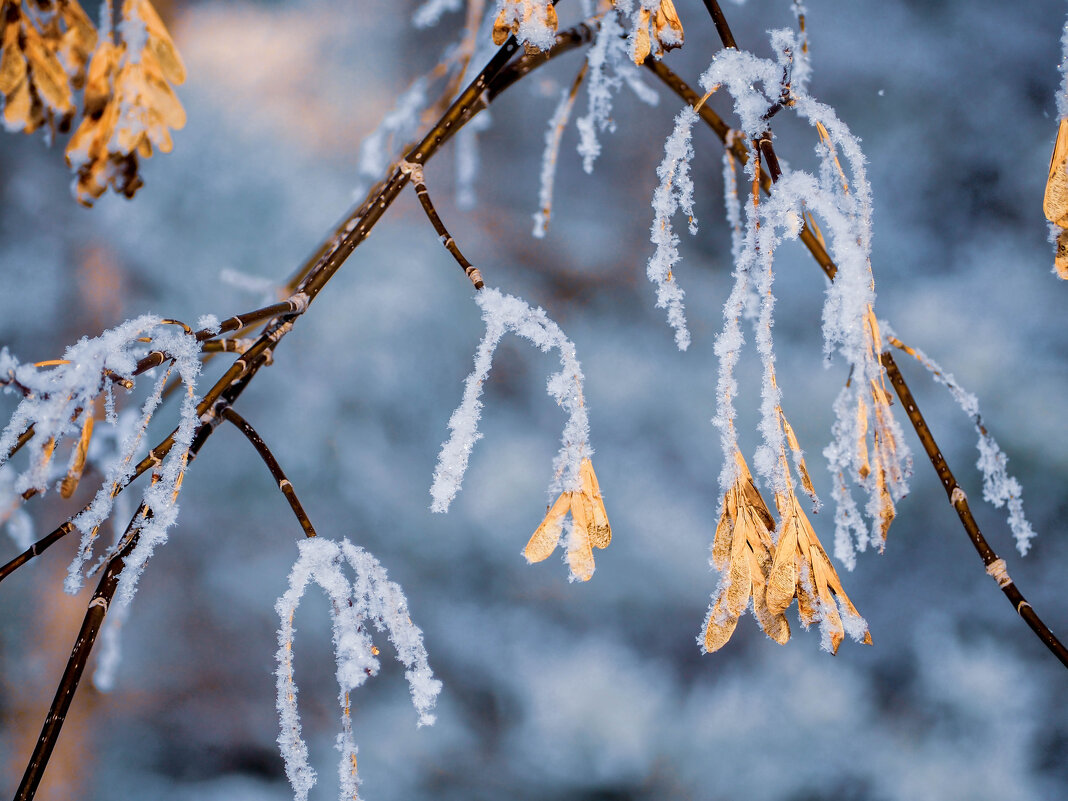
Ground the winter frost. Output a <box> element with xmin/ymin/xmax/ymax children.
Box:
<box><xmin>275</xmin><ymin>538</ymin><xmax>440</xmax><ymax>801</ymax></box>
<box><xmin>431</xmin><ymin>287</ymin><xmax>591</xmax><ymax>512</ymax></box>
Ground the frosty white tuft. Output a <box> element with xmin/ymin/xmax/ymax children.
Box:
<box><xmin>275</xmin><ymin>538</ymin><xmax>440</xmax><ymax>801</ymax></box>
<box><xmin>431</xmin><ymin>287</ymin><xmax>591</xmax><ymax>512</ymax></box>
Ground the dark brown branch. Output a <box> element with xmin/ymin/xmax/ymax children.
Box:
<box><xmin>0</xmin><ymin>522</ymin><xmax>75</xmax><ymax>584</ymax></box>
<box><xmin>700</xmin><ymin>0</ymin><xmax>738</xmax><ymax>49</ymax></box>
<box><xmin>13</xmin><ymin>505</ymin><xmax>142</xmax><ymax>801</ymax></box>
<box><xmin>220</xmin><ymin>406</ymin><xmax>317</xmax><ymax>539</ymax></box>
<box><xmin>645</xmin><ymin>48</ymin><xmax>1068</xmax><ymax>668</ymax></box>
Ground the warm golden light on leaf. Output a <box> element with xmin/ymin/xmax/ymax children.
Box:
<box><xmin>628</xmin><ymin>0</ymin><xmax>684</xmax><ymax>65</ymax></box>
<box><xmin>523</xmin><ymin>458</ymin><xmax>611</xmax><ymax>582</ymax></box>
<box><xmin>704</xmin><ymin>451</ymin><xmax>790</xmax><ymax>653</ymax></box>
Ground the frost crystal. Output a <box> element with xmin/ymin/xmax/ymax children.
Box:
<box><xmin>431</xmin><ymin>287</ymin><xmax>591</xmax><ymax>512</ymax></box>
<box><xmin>648</xmin><ymin>105</ymin><xmax>698</xmax><ymax>351</ymax></box>
<box><xmin>275</xmin><ymin>538</ymin><xmax>440</xmax><ymax>801</ymax></box>
<box><xmin>0</xmin><ymin>316</ymin><xmax>203</xmax><ymax>601</ymax></box>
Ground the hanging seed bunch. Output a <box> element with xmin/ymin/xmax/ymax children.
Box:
<box><xmin>0</xmin><ymin>0</ymin><xmax>95</xmax><ymax>136</ymax></box>
<box><xmin>0</xmin><ymin>0</ymin><xmax>184</xmax><ymax>205</ymax></box>
<box><xmin>65</xmin><ymin>0</ymin><xmax>186</xmax><ymax>205</ymax></box>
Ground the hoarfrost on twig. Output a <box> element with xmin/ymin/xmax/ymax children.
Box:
<box><xmin>275</xmin><ymin>538</ymin><xmax>440</xmax><ymax>801</ymax></box>
<box><xmin>647</xmin><ymin>105</ymin><xmax>698</xmax><ymax>351</ymax></box>
<box><xmin>431</xmin><ymin>287</ymin><xmax>591</xmax><ymax>512</ymax></box>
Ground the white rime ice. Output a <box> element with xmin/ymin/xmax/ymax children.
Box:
<box><xmin>0</xmin><ymin>316</ymin><xmax>203</xmax><ymax>602</ymax></box>
<box><xmin>648</xmin><ymin>105</ymin><xmax>698</xmax><ymax>351</ymax></box>
<box><xmin>880</xmin><ymin>324</ymin><xmax>1037</xmax><ymax>556</ymax></box>
<box><xmin>431</xmin><ymin>287</ymin><xmax>591</xmax><ymax>512</ymax></box>
<box><xmin>275</xmin><ymin>538</ymin><xmax>441</xmax><ymax>801</ymax></box>
<box><xmin>698</xmin><ymin>31</ymin><xmax>911</xmax><ymax>565</ymax></box>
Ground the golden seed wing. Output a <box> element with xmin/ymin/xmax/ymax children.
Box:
<box><xmin>1045</xmin><ymin>118</ymin><xmax>1068</xmax><ymax>225</ymax></box>
<box><xmin>566</xmin><ymin>500</ymin><xmax>595</xmax><ymax>581</ymax></box>
<box><xmin>0</xmin><ymin>20</ymin><xmax>26</xmax><ymax>96</ymax></box>
<box><xmin>139</xmin><ymin>0</ymin><xmax>186</xmax><ymax>85</ymax></box>
<box><xmin>703</xmin><ymin>595</ymin><xmax>740</xmax><ymax>654</ymax></box>
<box><xmin>765</xmin><ymin>519</ymin><xmax>799</xmax><ymax>616</ymax></box>
<box><xmin>523</xmin><ymin>491</ymin><xmax>570</xmax><ymax>563</ymax></box>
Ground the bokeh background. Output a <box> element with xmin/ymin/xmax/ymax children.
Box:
<box><xmin>2</xmin><ymin>1</ymin><xmax>1068</xmax><ymax>799</ymax></box>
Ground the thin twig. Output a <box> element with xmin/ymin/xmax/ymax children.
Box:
<box><xmin>881</xmin><ymin>352</ymin><xmax>1068</xmax><ymax>668</ymax></box>
<box><xmin>221</xmin><ymin>406</ymin><xmax>317</xmax><ymax>539</ymax></box>
<box><xmin>400</xmin><ymin>160</ymin><xmax>484</xmax><ymax>289</ymax></box>
<box><xmin>700</xmin><ymin>0</ymin><xmax>738</xmax><ymax>49</ymax></box>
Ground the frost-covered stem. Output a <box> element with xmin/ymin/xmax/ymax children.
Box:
<box><xmin>401</xmin><ymin>161</ymin><xmax>485</xmax><ymax>289</ymax></box>
<box><xmin>881</xmin><ymin>353</ymin><xmax>1068</xmax><ymax>669</ymax></box>
<box><xmin>221</xmin><ymin>407</ymin><xmax>318</xmax><ymax>539</ymax></box>
<box><xmin>700</xmin><ymin>0</ymin><xmax>738</xmax><ymax>50</ymax></box>
<box><xmin>645</xmin><ymin>53</ymin><xmax>1068</xmax><ymax>670</ymax></box>
<box><xmin>14</xmin><ymin>506</ymin><xmax>140</xmax><ymax>801</ymax></box>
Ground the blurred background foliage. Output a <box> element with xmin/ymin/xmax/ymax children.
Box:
<box><xmin>1</xmin><ymin>1</ymin><xmax>1067</xmax><ymax>799</ymax></box>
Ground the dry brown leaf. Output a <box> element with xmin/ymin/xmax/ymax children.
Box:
<box><xmin>523</xmin><ymin>458</ymin><xmax>611</xmax><ymax>581</ymax></box>
<box><xmin>579</xmin><ymin>457</ymin><xmax>611</xmax><ymax>549</ymax></box>
<box><xmin>60</xmin><ymin>409</ymin><xmax>94</xmax><ymax>499</ymax></box>
<box><xmin>567</xmin><ymin>494</ymin><xmax>596</xmax><ymax>581</ymax></box>
<box><xmin>703</xmin><ymin>593</ymin><xmax>740</xmax><ymax>653</ymax></box>
<box><xmin>765</xmin><ymin>512</ymin><xmax>798</xmax><ymax>617</ymax></box>
<box><xmin>629</xmin><ymin>0</ymin><xmax>684</xmax><ymax>65</ymax></box>
<box><xmin>59</xmin><ymin>0</ymin><xmax>97</xmax><ymax>88</ymax></box>
<box><xmin>23</xmin><ymin>26</ymin><xmax>73</xmax><ymax>117</ymax></box>
<box><xmin>0</xmin><ymin>16</ymin><xmax>26</xmax><ymax>96</ymax></box>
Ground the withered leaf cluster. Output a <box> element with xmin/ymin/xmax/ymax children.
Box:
<box><xmin>704</xmin><ymin>451</ymin><xmax>871</xmax><ymax>655</ymax></box>
<box><xmin>629</xmin><ymin>0</ymin><xmax>684</xmax><ymax>65</ymax></box>
<box><xmin>0</xmin><ymin>0</ymin><xmax>94</xmax><ymax>135</ymax></box>
<box><xmin>0</xmin><ymin>0</ymin><xmax>184</xmax><ymax>205</ymax></box>
<box><xmin>66</xmin><ymin>0</ymin><xmax>186</xmax><ymax>205</ymax></box>
<box><xmin>525</xmin><ymin>458</ymin><xmax>611</xmax><ymax>581</ymax></box>
<box><xmin>705</xmin><ymin>451</ymin><xmax>790</xmax><ymax>652</ymax></box>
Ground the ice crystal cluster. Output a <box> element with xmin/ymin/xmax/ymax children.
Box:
<box><xmin>431</xmin><ymin>287</ymin><xmax>592</xmax><ymax>512</ymax></box>
<box><xmin>275</xmin><ymin>537</ymin><xmax>440</xmax><ymax>801</ymax></box>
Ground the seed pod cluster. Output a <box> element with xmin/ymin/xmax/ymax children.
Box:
<box><xmin>0</xmin><ymin>0</ymin><xmax>183</xmax><ymax>205</ymax></box>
